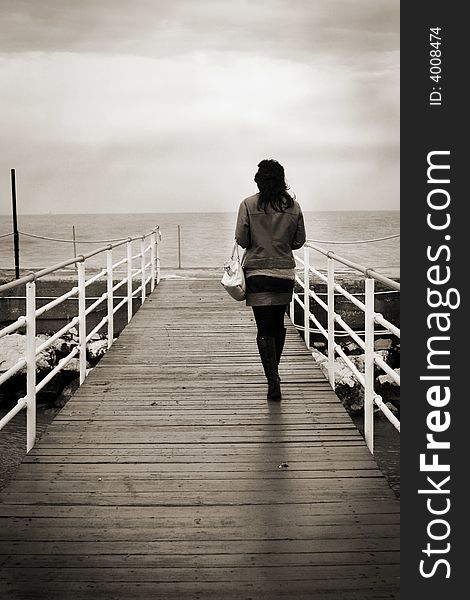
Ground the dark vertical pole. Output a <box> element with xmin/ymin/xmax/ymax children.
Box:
<box><xmin>177</xmin><ymin>225</ymin><xmax>182</xmax><ymax>269</ymax></box>
<box><xmin>11</xmin><ymin>169</ymin><xmax>20</xmax><ymax>279</ymax></box>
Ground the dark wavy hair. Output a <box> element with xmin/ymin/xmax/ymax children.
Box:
<box><xmin>254</xmin><ymin>159</ymin><xmax>295</xmax><ymax>212</ymax></box>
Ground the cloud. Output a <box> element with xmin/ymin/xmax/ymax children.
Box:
<box><xmin>0</xmin><ymin>1</ymin><xmax>399</xmax><ymax>213</ymax></box>
<box><xmin>1</xmin><ymin>0</ymin><xmax>398</xmax><ymax>59</ymax></box>
<box><xmin>0</xmin><ymin>49</ymin><xmax>398</xmax><ymax>145</ymax></box>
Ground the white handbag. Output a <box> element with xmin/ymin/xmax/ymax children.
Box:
<box><xmin>221</xmin><ymin>242</ymin><xmax>246</xmax><ymax>301</ymax></box>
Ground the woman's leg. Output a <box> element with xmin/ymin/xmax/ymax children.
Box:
<box><xmin>271</xmin><ymin>305</ymin><xmax>287</xmax><ymax>364</ymax></box>
<box><xmin>252</xmin><ymin>306</ymin><xmax>276</xmax><ymax>336</ymax></box>
<box><xmin>271</xmin><ymin>304</ymin><xmax>287</xmax><ymax>333</ymax></box>
<box><xmin>252</xmin><ymin>306</ymin><xmax>282</xmax><ymax>400</ymax></box>
<box><xmin>252</xmin><ymin>305</ymin><xmax>287</xmax><ymax>348</ymax></box>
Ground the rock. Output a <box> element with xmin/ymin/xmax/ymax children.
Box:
<box><xmin>385</xmin><ymin>401</ymin><xmax>399</xmax><ymax>415</ymax></box>
<box><xmin>341</xmin><ymin>390</ymin><xmax>365</xmax><ymax>414</ymax></box>
<box><xmin>87</xmin><ymin>339</ymin><xmax>108</xmax><ymax>361</ymax></box>
<box><xmin>310</xmin><ymin>349</ymin><xmax>328</xmax><ymax>375</ymax></box>
<box><xmin>0</xmin><ymin>333</ymin><xmax>55</xmax><ymax>374</ymax></box>
<box><xmin>54</xmin><ymin>377</ymin><xmax>80</xmax><ymax>407</ymax></box>
<box><xmin>0</xmin><ymin>334</ymin><xmax>26</xmax><ymax>373</ymax></box>
<box><xmin>37</xmin><ymin>349</ymin><xmax>56</xmax><ymax>371</ymax></box>
<box><xmin>61</xmin><ymin>358</ymin><xmax>85</xmax><ymax>373</ymax></box>
<box><xmin>375</xmin><ymin>337</ymin><xmax>393</xmax><ymax>351</ymax></box>
<box><xmin>311</xmin><ymin>348</ymin><xmax>400</xmax><ymax>415</ymax></box>
<box><xmin>376</xmin><ymin>400</ymin><xmax>399</xmax><ymax>419</ymax></box>
<box><xmin>370</xmin><ymin>350</ymin><xmax>392</xmax><ymax>372</ymax></box>
<box><xmin>378</xmin><ymin>368</ymin><xmax>400</xmax><ymax>386</ymax></box>
<box><xmin>348</xmin><ymin>354</ymin><xmax>364</xmax><ymax>372</ymax></box>
<box><xmin>49</xmin><ymin>336</ymin><xmax>77</xmax><ymax>355</ymax></box>
<box><xmin>376</xmin><ymin>368</ymin><xmax>400</xmax><ymax>410</ymax></box>
<box><xmin>343</xmin><ymin>341</ymin><xmax>360</xmax><ymax>353</ymax></box>
<box><xmin>311</xmin><ymin>349</ymin><xmax>359</xmax><ymax>389</ymax></box>
<box><xmin>68</xmin><ymin>326</ymin><xmax>79</xmax><ymax>342</ymax></box>
<box><xmin>312</xmin><ymin>349</ymin><xmax>395</xmax><ymax>384</ymax></box>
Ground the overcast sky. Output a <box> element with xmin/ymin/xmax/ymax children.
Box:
<box><xmin>0</xmin><ymin>0</ymin><xmax>399</xmax><ymax>214</ymax></box>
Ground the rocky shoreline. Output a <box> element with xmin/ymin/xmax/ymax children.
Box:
<box><xmin>291</xmin><ymin>272</ymin><xmax>400</xmax><ymax>418</ymax></box>
<box><xmin>310</xmin><ymin>338</ymin><xmax>400</xmax><ymax>417</ymax></box>
<box><xmin>0</xmin><ymin>329</ymin><xmax>110</xmax><ymax>409</ymax></box>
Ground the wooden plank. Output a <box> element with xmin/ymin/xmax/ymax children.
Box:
<box><xmin>0</xmin><ymin>550</ymin><xmax>400</xmax><ymax>568</ymax></box>
<box><xmin>0</xmin><ymin>278</ymin><xmax>399</xmax><ymax>599</ymax></box>
<box><xmin>0</xmin><ymin>538</ymin><xmax>399</xmax><ymax>555</ymax></box>
<box><xmin>0</xmin><ymin>565</ymin><xmax>400</xmax><ymax>583</ymax></box>
<box><xmin>0</xmin><ymin>499</ymin><xmax>400</xmax><ymax>518</ymax></box>
<box><xmin>0</xmin><ymin>523</ymin><xmax>400</xmax><ymax>542</ymax></box>
<box><xmin>0</xmin><ymin>510</ymin><xmax>399</xmax><ymax>528</ymax></box>
<box><xmin>12</xmin><ymin>461</ymin><xmax>381</xmax><ymax>474</ymax></box>
<box><xmin>0</xmin><ymin>582</ymin><xmax>399</xmax><ymax>600</ymax></box>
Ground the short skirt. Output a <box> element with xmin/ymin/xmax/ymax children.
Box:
<box><xmin>245</xmin><ymin>272</ymin><xmax>295</xmax><ymax>307</ymax></box>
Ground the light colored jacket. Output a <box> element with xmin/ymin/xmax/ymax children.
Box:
<box><xmin>235</xmin><ymin>193</ymin><xmax>306</xmax><ymax>269</ymax></box>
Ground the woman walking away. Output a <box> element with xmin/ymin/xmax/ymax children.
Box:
<box><xmin>235</xmin><ymin>159</ymin><xmax>306</xmax><ymax>401</ymax></box>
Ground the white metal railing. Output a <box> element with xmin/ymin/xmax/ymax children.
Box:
<box><xmin>290</xmin><ymin>241</ymin><xmax>400</xmax><ymax>454</ymax></box>
<box><xmin>0</xmin><ymin>226</ymin><xmax>161</xmax><ymax>452</ymax></box>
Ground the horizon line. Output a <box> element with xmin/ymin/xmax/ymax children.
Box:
<box><xmin>0</xmin><ymin>208</ymin><xmax>400</xmax><ymax>217</ymax></box>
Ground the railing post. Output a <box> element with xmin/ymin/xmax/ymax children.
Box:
<box><xmin>364</xmin><ymin>277</ymin><xmax>375</xmax><ymax>453</ymax></box>
<box><xmin>127</xmin><ymin>239</ymin><xmax>133</xmax><ymax>323</ymax></box>
<box><xmin>25</xmin><ymin>281</ymin><xmax>36</xmax><ymax>453</ymax></box>
<box><xmin>156</xmin><ymin>227</ymin><xmax>161</xmax><ymax>284</ymax></box>
<box><xmin>77</xmin><ymin>262</ymin><xmax>87</xmax><ymax>385</ymax></box>
<box><xmin>107</xmin><ymin>248</ymin><xmax>114</xmax><ymax>349</ymax></box>
<box><xmin>303</xmin><ymin>246</ymin><xmax>310</xmax><ymax>349</ymax></box>
<box><xmin>150</xmin><ymin>230</ymin><xmax>157</xmax><ymax>292</ymax></box>
<box><xmin>141</xmin><ymin>237</ymin><xmax>146</xmax><ymax>305</ymax></box>
<box><xmin>327</xmin><ymin>257</ymin><xmax>335</xmax><ymax>389</ymax></box>
<box><xmin>289</xmin><ymin>296</ymin><xmax>295</xmax><ymax>325</ymax></box>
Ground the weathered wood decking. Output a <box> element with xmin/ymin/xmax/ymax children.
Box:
<box><xmin>0</xmin><ymin>279</ymin><xmax>399</xmax><ymax>599</ymax></box>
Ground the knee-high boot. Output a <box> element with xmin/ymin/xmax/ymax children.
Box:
<box><xmin>273</xmin><ymin>327</ymin><xmax>286</xmax><ymax>382</ymax></box>
<box><xmin>256</xmin><ymin>336</ymin><xmax>282</xmax><ymax>400</ymax></box>
<box><xmin>275</xmin><ymin>327</ymin><xmax>286</xmax><ymax>365</ymax></box>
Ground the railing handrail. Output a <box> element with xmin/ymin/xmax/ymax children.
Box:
<box><xmin>304</xmin><ymin>241</ymin><xmax>400</xmax><ymax>291</ymax></box>
<box><xmin>307</xmin><ymin>233</ymin><xmax>400</xmax><ymax>245</ymax></box>
<box><xmin>0</xmin><ymin>227</ymin><xmax>160</xmax><ymax>293</ymax></box>
<box><xmin>291</xmin><ymin>243</ymin><xmax>400</xmax><ymax>455</ymax></box>
<box><xmin>0</xmin><ymin>226</ymin><xmax>162</xmax><ymax>452</ymax></box>
<box><xmin>17</xmin><ymin>230</ymin><xmax>152</xmax><ymax>244</ymax></box>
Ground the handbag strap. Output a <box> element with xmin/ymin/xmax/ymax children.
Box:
<box><xmin>231</xmin><ymin>240</ymin><xmax>246</xmax><ymax>265</ymax></box>
<box><xmin>231</xmin><ymin>240</ymin><xmax>240</xmax><ymax>261</ymax></box>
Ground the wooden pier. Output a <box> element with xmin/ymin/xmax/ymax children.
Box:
<box><xmin>0</xmin><ymin>278</ymin><xmax>399</xmax><ymax>599</ymax></box>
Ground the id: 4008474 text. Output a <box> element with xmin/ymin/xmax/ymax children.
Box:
<box><xmin>429</xmin><ymin>27</ymin><xmax>443</xmax><ymax>107</ymax></box>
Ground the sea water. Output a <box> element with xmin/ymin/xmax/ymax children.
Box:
<box><xmin>0</xmin><ymin>211</ymin><xmax>399</xmax><ymax>276</ymax></box>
